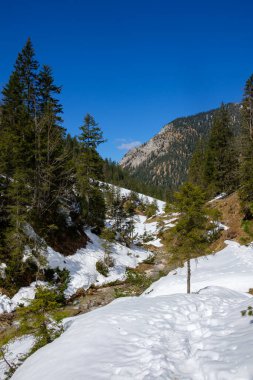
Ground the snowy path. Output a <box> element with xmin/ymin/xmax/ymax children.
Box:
<box><xmin>11</xmin><ymin>287</ymin><xmax>253</xmax><ymax>380</ymax></box>
<box><xmin>11</xmin><ymin>238</ymin><xmax>253</xmax><ymax>380</ymax></box>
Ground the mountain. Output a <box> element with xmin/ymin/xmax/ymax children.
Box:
<box><xmin>120</xmin><ymin>103</ymin><xmax>241</xmax><ymax>190</ymax></box>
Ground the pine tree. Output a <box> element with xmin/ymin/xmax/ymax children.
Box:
<box><xmin>0</xmin><ymin>39</ymin><xmax>39</xmax><ymax>281</ymax></box>
<box><xmin>203</xmin><ymin>104</ymin><xmax>238</xmax><ymax>196</ymax></box>
<box><xmin>79</xmin><ymin>114</ymin><xmax>106</xmax><ymax>150</ymax></box>
<box><xmin>165</xmin><ymin>183</ymin><xmax>217</xmax><ymax>293</ymax></box>
<box><xmin>3</xmin><ymin>170</ymin><xmax>38</xmax><ymax>292</ymax></box>
<box><xmin>188</xmin><ymin>138</ymin><xmax>207</xmax><ymax>188</ymax></box>
<box><xmin>17</xmin><ymin>286</ymin><xmax>63</xmax><ymax>351</ymax></box>
<box><xmin>76</xmin><ymin>114</ymin><xmax>106</xmax><ymax>230</ymax></box>
<box><xmin>0</xmin><ymin>40</ymin><xmax>72</xmax><ymax>288</ymax></box>
<box><xmin>32</xmin><ymin>64</ymin><xmax>69</xmax><ymax>225</ymax></box>
<box><xmin>239</xmin><ymin>74</ymin><xmax>253</xmax><ymax>218</ymax></box>
<box><xmin>0</xmin><ymin>38</ymin><xmax>38</xmax><ymax>177</ymax></box>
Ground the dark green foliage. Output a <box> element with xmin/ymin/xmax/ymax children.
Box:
<box><xmin>125</xmin><ymin>268</ymin><xmax>152</xmax><ymax>290</ymax></box>
<box><xmin>0</xmin><ymin>40</ymin><xmax>107</xmax><ymax>293</ymax></box>
<box><xmin>203</xmin><ymin>104</ymin><xmax>239</xmax><ymax>196</ymax></box>
<box><xmin>189</xmin><ymin>104</ymin><xmax>239</xmax><ymax>197</ymax></box>
<box><xmin>188</xmin><ymin>138</ymin><xmax>207</xmax><ymax>188</ymax></box>
<box><xmin>144</xmin><ymin>200</ymin><xmax>158</xmax><ymax>218</ymax></box>
<box><xmin>103</xmin><ymin>159</ymin><xmax>169</xmax><ymax>200</ymax></box>
<box><xmin>241</xmin><ymin>306</ymin><xmax>253</xmax><ymax>317</ymax></box>
<box><xmin>239</xmin><ymin>74</ymin><xmax>253</xmax><ymax>218</ymax></box>
<box><xmin>96</xmin><ymin>260</ymin><xmax>109</xmax><ymax>277</ymax></box>
<box><xmin>100</xmin><ymin>227</ymin><xmax>116</xmax><ymax>242</ymax></box>
<box><xmin>143</xmin><ymin>255</ymin><xmax>155</xmax><ymax>264</ymax></box>
<box><xmin>17</xmin><ymin>286</ymin><xmax>64</xmax><ymax>351</ymax></box>
<box><xmin>79</xmin><ymin>114</ymin><xmax>106</xmax><ymax>149</ymax></box>
<box><xmin>75</xmin><ymin>115</ymin><xmax>106</xmax><ymax>231</ymax></box>
<box><xmin>123</xmin><ymin>103</ymin><xmax>241</xmax><ymax>191</ymax></box>
<box><xmin>44</xmin><ymin>267</ymin><xmax>70</xmax><ymax>301</ymax></box>
<box><xmin>165</xmin><ymin>183</ymin><xmax>217</xmax><ymax>293</ymax></box>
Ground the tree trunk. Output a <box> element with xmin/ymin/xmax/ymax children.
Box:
<box><xmin>187</xmin><ymin>259</ymin><xmax>191</xmax><ymax>294</ymax></box>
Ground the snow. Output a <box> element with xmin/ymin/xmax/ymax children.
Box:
<box><xmin>104</xmin><ymin>182</ymin><xmax>165</xmax><ymax>214</ymax></box>
<box><xmin>11</xmin><ymin>240</ymin><xmax>253</xmax><ymax>380</ymax></box>
<box><xmin>47</xmin><ymin>230</ymin><xmax>150</xmax><ymax>297</ymax></box>
<box><xmin>0</xmin><ymin>294</ymin><xmax>13</xmax><ymax>314</ymax></box>
<box><xmin>144</xmin><ymin>237</ymin><xmax>163</xmax><ymax>247</ymax></box>
<box><xmin>209</xmin><ymin>193</ymin><xmax>227</xmax><ymax>203</ymax></box>
<box><xmin>143</xmin><ymin>240</ymin><xmax>253</xmax><ymax>297</ymax></box>
<box><xmin>132</xmin><ymin>215</ymin><xmax>158</xmax><ymax>237</ymax></box>
<box><xmin>46</xmin><ymin>184</ymin><xmax>167</xmax><ymax>297</ymax></box>
<box><xmin>0</xmin><ymin>335</ymin><xmax>35</xmax><ymax>380</ymax></box>
<box><xmin>11</xmin><ymin>281</ymin><xmax>47</xmax><ymax>308</ymax></box>
<box><xmin>1</xmin><ymin>186</ymin><xmax>165</xmax><ymax>310</ymax></box>
<box><xmin>0</xmin><ymin>281</ymin><xmax>47</xmax><ymax>314</ymax></box>
<box><xmin>11</xmin><ymin>287</ymin><xmax>253</xmax><ymax>380</ymax></box>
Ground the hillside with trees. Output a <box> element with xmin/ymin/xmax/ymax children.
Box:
<box><xmin>120</xmin><ymin>103</ymin><xmax>241</xmax><ymax>190</ymax></box>
<box><xmin>1</xmin><ymin>40</ymin><xmax>253</xmax><ymax>380</ymax></box>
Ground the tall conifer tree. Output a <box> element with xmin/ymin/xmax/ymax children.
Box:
<box><xmin>239</xmin><ymin>74</ymin><xmax>253</xmax><ymax>217</ymax></box>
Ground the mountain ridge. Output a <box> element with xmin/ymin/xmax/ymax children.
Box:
<box><xmin>120</xmin><ymin>103</ymin><xmax>241</xmax><ymax>190</ymax></box>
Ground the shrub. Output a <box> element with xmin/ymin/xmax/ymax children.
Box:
<box><xmin>96</xmin><ymin>260</ymin><xmax>109</xmax><ymax>277</ymax></box>
<box><xmin>143</xmin><ymin>255</ymin><xmax>155</xmax><ymax>265</ymax></box>
<box><xmin>100</xmin><ymin>227</ymin><xmax>115</xmax><ymax>242</ymax></box>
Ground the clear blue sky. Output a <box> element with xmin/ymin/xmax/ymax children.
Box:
<box><xmin>1</xmin><ymin>0</ymin><xmax>253</xmax><ymax>161</ymax></box>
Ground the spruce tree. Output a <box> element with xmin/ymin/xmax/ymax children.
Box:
<box><xmin>239</xmin><ymin>74</ymin><xmax>253</xmax><ymax>218</ymax></box>
<box><xmin>0</xmin><ymin>39</ymin><xmax>39</xmax><ymax>277</ymax></box>
<box><xmin>0</xmin><ymin>40</ymin><xmax>72</xmax><ymax>288</ymax></box>
<box><xmin>32</xmin><ymin>64</ymin><xmax>69</xmax><ymax>224</ymax></box>
<box><xmin>76</xmin><ymin>114</ymin><xmax>106</xmax><ymax>230</ymax></box>
<box><xmin>203</xmin><ymin>103</ymin><xmax>238</xmax><ymax>196</ymax></box>
<box><xmin>165</xmin><ymin>183</ymin><xmax>217</xmax><ymax>293</ymax></box>
<box><xmin>0</xmin><ymin>38</ymin><xmax>38</xmax><ymax>177</ymax></box>
<box><xmin>188</xmin><ymin>138</ymin><xmax>207</xmax><ymax>188</ymax></box>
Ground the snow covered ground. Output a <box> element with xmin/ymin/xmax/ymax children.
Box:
<box><xmin>0</xmin><ymin>335</ymin><xmax>35</xmax><ymax>379</ymax></box>
<box><xmin>143</xmin><ymin>240</ymin><xmax>253</xmax><ymax>297</ymax></box>
<box><xmin>11</xmin><ymin>240</ymin><xmax>253</xmax><ymax>380</ymax></box>
<box><xmin>0</xmin><ymin>281</ymin><xmax>47</xmax><ymax>314</ymax></box>
<box><xmin>47</xmin><ymin>230</ymin><xmax>151</xmax><ymax>297</ymax></box>
<box><xmin>0</xmin><ymin>188</ymin><xmax>166</xmax><ymax>311</ymax></box>
<box><xmin>104</xmin><ymin>182</ymin><xmax>165</xmax><ymax>214</ymax></box>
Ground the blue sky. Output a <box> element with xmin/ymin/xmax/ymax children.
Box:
<box><xmin>1</xmin><ymin>0</ymin><xmax>253</xmax><ymax>161</ymax></box>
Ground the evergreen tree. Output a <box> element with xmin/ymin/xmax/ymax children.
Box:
<box><xmin>0</xmin><ymin>38</ymin><xmax>38</xmax><ymax>177</ymax></box>
<box><xmin>17</xmin><ymin>286</ymin><xmax>63</xmax><ymax>351</ymax></box>
<box><xmin>239</xmin><ymin>74</ymin><xmax>253</xmax><ymax>218</ymax></box>
<box><xmin>188</xmin><ymin>138</ymin><xmax>207</xmax><ymax>188</ymax></box>
<box><xmin>32</xmin><ymin>64</ymin><xmax>69</xmax><ymax>225</ymax></box>
<box><xmin>76</xmin><ymin>114</ymin><xmax>106</xmax><ymax>230</ymax></box>
<box><xmin>0</xmin><ymin>40</ymin><xmax>72</xmax><ymax>289</ymax></box>
<box><xmin>165</xmin><ymin>183</ymin><xmax>217</xmax><ymax>293</ymax></box>
<box><xmin>203</xmin><ymin>103</ymin><xmax>239</xmax><ymax>196</ymax></box>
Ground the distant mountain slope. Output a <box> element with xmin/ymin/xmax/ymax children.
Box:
<box><xmin>120</xmin><ymin>103</ymin><xmax>241</xmax><ymax>189</ymax></box>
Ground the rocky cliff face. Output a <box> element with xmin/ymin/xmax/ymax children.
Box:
<box><xmin>120</xmin><ymin>103</ymin><xmax>241</xmax><ymax>190</ymax></box>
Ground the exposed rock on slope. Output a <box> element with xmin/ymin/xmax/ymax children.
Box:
<box><xmin>120</xmin><ymin>103</ymin><xmax>241</xmax><ymax>189</ymax></box>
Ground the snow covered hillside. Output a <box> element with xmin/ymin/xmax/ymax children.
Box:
<box><xmin>0</xmin><ymin>186</ymin><xmax>166</xmax><ymax>313</ymax></box>
<box><xmin>11</xmin><ymin>240</ymin><xmax>253</xmax><ymax>380</ymax></box>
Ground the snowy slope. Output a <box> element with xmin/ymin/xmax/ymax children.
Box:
<box><xmin>0</xmin><ymin>336</ymin><xmax>35</xmax><ymax>378</ymax></box>
<box><xmin>0</xmin><ymin>281</ymin><xmax>47</xmax><ymax>314</ymax></box>
<box><xmin>0</xmin><ymin>186</ymin><xmax>166</xmax><ymax>311</ymax></box>
<box><xmin>11</xmin><ymin>288</ymin><xmax>253</xmax><ymax>380</ymax></box>
<box><xmin>103</xmin><ymin>182</ymin><xmax>165</xmax><ymax>214</ymax></box>
<box><xmin>47</xmin><ymin>230</ymin><xmax>150</xmax><ymax>297</ymax></box>
<box><xmin>11</xmin><ymin>240</ymin><xmax>253</xmax><ymax>380</ymax></box>
<box><xmin>143</xmin><ymin>240</ymin><xmax>253</xmax><ymax>297</ymax></box>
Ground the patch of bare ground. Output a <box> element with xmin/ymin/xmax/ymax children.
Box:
<box><xmin>208</xmin><ymin>192</ymin><xmax>250</xmax><ymax>252</ymax></box>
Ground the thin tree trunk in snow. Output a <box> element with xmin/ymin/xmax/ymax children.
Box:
<box><xmin>187</xmin><ymin>259</ymin><xmax>191</xmax><ymax>294</ymax></box>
